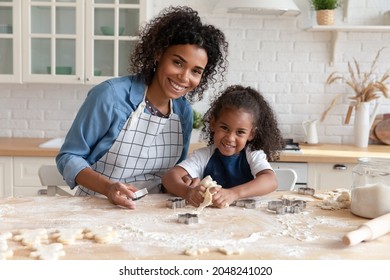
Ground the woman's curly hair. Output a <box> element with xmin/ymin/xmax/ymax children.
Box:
<box><xmin>129</xmin><ymin>6</ymin><xmax>228</xmax><ymax>102</ymax></box>
<box><xmin>201</xmin><ymin>85</ymin><xmax>285</xmax><ymax>161</ymax></box>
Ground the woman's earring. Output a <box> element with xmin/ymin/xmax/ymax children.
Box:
<box><xmin>153</xmin><ymin>60</ymin><xmax>158</xmax><ymax>73</ymax></box>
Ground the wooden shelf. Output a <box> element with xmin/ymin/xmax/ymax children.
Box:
<box><xmin>307</xmin><ymin>25</ymin><xmax>390</xmax><ymax>32</ymax></box>
<box><xmin>306</xmin><ymin>25</ymin><xmax>390</xmax><ymax>65</ymax></box>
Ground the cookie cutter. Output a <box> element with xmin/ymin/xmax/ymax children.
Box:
<box><xmin>178</xmin><ymin>213</ymin><xmax>199</xmax><ymax>224</ymax></box>
<box><xmin>267</xmin><ymin>199</ymin><xmax>306</xmax><ymax>214</ymax></box>
<box><xmin>235</xmin><ymin>199</ymin><xmax>262</xmax><ymax>209</ymax></box>
<box><xmin>132</xmin><ymin>188</ymin><xmax>148</xmax><ymax>200</ymax></box>
<box><xmin>298</xmin><ymin>187</ymin><xmax>315</xmax><ymax>196</ymax></box>
<box><xmin>166</xmin><ymin>197</ymin><xmax>186</xmax><ymax>209</ymax></box>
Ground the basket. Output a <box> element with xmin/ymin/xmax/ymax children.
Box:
<box><xmin>316</xmin><ymin>9</ymin><xmax>335</xmax><ymax>25</ymax></box>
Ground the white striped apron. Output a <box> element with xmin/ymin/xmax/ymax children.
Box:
<box><xmin>76</xmin><ymin>97</ymin><xmax>183</xmax><ymax>196</ymax></box>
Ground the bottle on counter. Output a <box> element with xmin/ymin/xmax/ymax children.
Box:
<box><xmin>350</xmin><ymin>157</ymin><xmax>390</xmax><ymax>219</ymax></box>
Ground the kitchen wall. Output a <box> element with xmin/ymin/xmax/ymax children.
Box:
<box><xmin>1</xmin><ymin>0</ymin><xmax>390</xmax><ymax>144</ymax></box>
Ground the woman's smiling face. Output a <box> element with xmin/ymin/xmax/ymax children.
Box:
<box><xmin>152</xmin><ymin>44</ymin><xmax>208</xmax><ymax>100</ymax></box>
<box><xmin>210</xmin><ymin>107</ymin><xmax>255</xmax><ymax>156</ymax></box>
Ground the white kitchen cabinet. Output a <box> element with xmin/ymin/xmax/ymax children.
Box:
<box><xmin>0</xmin><ymin>157</ymin><xmax>13</xmax><ymax>197</ymax></box>
<box><xmin>13</xmin><ymin>156</ymin><xmax>56</xmax><ymax>196</ymax></box>
<box><xmin>1</xmin><ymin>0</ymin><xmax>149</xmax><ymax>84</ymax></box>
<box><xmin>307</xmin><ymin>162</ymin><xmax>355</xmax><ymax>190</ymax></box>
<box><xmin>0</xmin><ymin>0</ymin><xmax>21</xmax><ymax>83</ymax></box>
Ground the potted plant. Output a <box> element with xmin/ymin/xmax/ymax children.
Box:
<box><xmin>193</xmin><ymin>110</ymin><xmax>203</xmax><ymax>130</ymax></box>
<box><xmin>309</xmin><ymin>0</ymin><xmax>341</xmax><ymax>25</ymax></box>
<box><xmin>191</xmin><ymin>109</ymin><xmax>203</xmax><ymax>143</ymax></box>
<box><xmin>322</xmin><ymin>47</ymin><xmax>390</xmax><ymax>147</ymax></box>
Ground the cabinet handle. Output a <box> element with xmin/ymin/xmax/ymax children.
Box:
<box><xmin>86</xmin><ymin>77</ymin><xmax>90</xmax><ymax>81</ymax></box>
<box><xmin>333</xmin><ymin>164</ymin><xmax>347</xmax><ymax>170</ymax></box>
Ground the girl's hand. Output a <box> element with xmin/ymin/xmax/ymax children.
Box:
<box><xmin>106</xmin><ymin>182</ymin><xmax>139</xmax><ymax>209</ymax></box>
<box><xmin>211</xmin><ymin>188</ymin><xmax>237</xmax><ymax>208</ymax></box>
<box><xmin>184</xmin><ymin>178</ymin><xmax>206</xmax><ymax>207</ymax></box>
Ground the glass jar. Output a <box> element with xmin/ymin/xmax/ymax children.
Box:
<box><xmin>350</xmin><ymin>157</ymin><xmax>390</xmax><ymax>218</ymax></box>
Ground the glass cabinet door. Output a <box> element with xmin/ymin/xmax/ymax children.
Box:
<box><xmin>22</xmin><ymin>0</ymin><xmax>83</xmax><ymax>83</ymax></box>
<box><xmin>85</xmin><ymin>0</ymin><xmax>147</xmax><ymax>84</ymax></box>
<box><xmin>9</xmin><ymin>0</ymin><xmax>148</xmax><ymax>84</ymax></box>
<box><xmin>0</xmin><ymin>0</ymin><xmax>21</xmax><ymax>83</ymax></box>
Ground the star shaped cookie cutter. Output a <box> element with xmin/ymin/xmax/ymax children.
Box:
<box><xmin>166</xmin><ymin>197</ymin><xmax>186</xmax><ymax>209</ymax></box>
<box><xmin>235</xmin><ymin>199</ymin><xmax>262</xmax><ymax>209</ymax></box>
<box><xmin>178</xmin><ymin>213</ymin><xmax>199</xmax><ymax>224</ymax></box>
<box><xmin>298</xmin><ymin>187</ymin><xmax>315</xmax><ymax>196</ymax></box>
<box><xmin>267</xmin><ymin>199</ymin><xmax>306</xmax><ymax>214</ymax></box>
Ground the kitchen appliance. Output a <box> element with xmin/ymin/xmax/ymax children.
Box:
<box><xmin>214</xmin><ymin>0</ymin><xmax>301</xmax><ymax>16</ymax></box>
<box><xmin>283</xmin><ymin>138</ymin><xmax>300</xmax><ymax>151</ymax></box>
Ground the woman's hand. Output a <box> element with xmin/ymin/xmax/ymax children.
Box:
<box><xmin>106</xmin><ymin>182</ymin><xmax>139</xmax><ymax>209</ymax></box>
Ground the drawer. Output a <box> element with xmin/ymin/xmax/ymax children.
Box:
<box><xmin>13</xmin><ymin>157</ymin><xmax>56</xmax><ymax>187</ymax></box>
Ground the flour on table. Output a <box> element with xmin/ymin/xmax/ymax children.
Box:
<box><xmin>51</xmin><ymin>228</ymin><xmax>84</xmax><ymax>245</ymax></box>
<box><xmin>13</xmin><ymin>228</ymin><xmax>49</xmax><ymax>248</ymax></box>
<box><xmin>0</xmin><ymin>232</ymin><xmax>13</xmax><ymax>260</ymax></box>
<box><xmin>276</xmin><ymin>213</ymin><xmax>320</xmax><ymax>242</ymax></box>
<box><xmin>30</xmin><ymin>243</ymin><xmax>66</xmax><ymax>260</ymax></box>
<box><xmin>84</xmin><ymin>226</ymin><xmax>117</xmax><ymax>243</ymax></box>
<box><xmin>197</xmin><ymin>175</ymin><xmax>222</xmax><ymax>211</ymax></box>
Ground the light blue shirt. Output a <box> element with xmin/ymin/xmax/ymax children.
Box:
<box><xmin>56</xmin><ymin>74</ymin><xmax>193</xmax><ymax>189</ymax></box>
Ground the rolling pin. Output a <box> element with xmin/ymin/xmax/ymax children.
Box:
<box><xmin>343</xmin><ymin>212</ymin><xmax>390</xmax><ymax>246</ymax></box>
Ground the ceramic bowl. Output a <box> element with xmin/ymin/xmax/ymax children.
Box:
<box><xmin>47</xmin><ymin>66</ymin><xmax>72</xmax><ymax>75</ymax></box>
<box><xmin>100</xmin><ymin>26</ymin><xmax>125</xmax><ymax>36</ymax></box>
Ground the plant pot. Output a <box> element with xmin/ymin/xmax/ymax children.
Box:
<box><xmin>316</xmin><ymin>9</ymin><xmax>335</xmax><ymax>25</ymax></box>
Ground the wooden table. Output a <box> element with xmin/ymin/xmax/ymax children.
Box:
<box><xmin>1</xmin><ymin>191</ymin><xmax>389</xmax><ymax>260</ymax></box>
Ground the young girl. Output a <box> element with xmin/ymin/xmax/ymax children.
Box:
<box><xmin>56</xmin><ymin>6</ymin><xmax>228</xmax><ymax>209</ymax></box>
<box><xmin>162</xmin><ymin>85</ymin><xmax>284</xmax><ymax>208</ymax></box>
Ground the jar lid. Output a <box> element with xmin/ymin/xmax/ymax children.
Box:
<box><xmin>358</xmin><ymin>157</ymin><xmax>390</xmax><ymax>163</ymax></box>
<box><xmin>356</xmin><ymin>157</ymin><xmax>390</xmax><ymax>173</ymax></box>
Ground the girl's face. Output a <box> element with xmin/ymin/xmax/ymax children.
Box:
<box><xmin>210</xmin><ymin>107</ymin><xmax>255</xmax><ymax>156</ymax></box>
<box><xmin>152</xmin><ymin>44</ymin><xmax>208</xmax><ymax>100</ymax></box>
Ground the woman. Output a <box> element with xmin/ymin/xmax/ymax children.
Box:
<box><xmin>56</xmin><ymin>6</ymin><xmax>228</xmax><ymax>209</ymax></box>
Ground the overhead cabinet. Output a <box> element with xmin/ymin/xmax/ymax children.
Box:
<box><xmin>1</xmin><ymin>0</ymin><xmax>149</xmax><ymax>84</ymax></box>
<box><xmin>0</xmin><ymin>0</ymin><xmax>21</xmax><ymax>83</ymax></box>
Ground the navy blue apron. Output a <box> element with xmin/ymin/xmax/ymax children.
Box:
<box><xmin>203</xmin><ymin>149</ymin><xmax>253</xmax><ymax>189</ymax></box>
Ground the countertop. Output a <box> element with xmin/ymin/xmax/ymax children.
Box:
<box><xmin>1</xmin><ymin>192</ymin><xmax>389</xmax><ymax>260</ymax></box>
<box><xmin>0</xmin><ymin>138</ymin><xmax>59</xmax><ymax>157</ymax></box>
<box><xmin>1</xmin><ymin>137</ymin><xmax>389</xmax><ymax>163</ymax></box>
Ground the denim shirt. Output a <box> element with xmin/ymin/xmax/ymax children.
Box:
<box><xmin>56</xmin><ymin>74</ymin><xmax>193</xmax><ymax>188</ymax></box>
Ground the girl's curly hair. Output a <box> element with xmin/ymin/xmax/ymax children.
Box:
<box><xmin>201</xmin><ymin>85</ymin><xmax>285</xmax><ymax>161</ymax></box>
<box><xmin>129</xmin><ymin>6</ymin><xmax>228</xmax><ymax>102</ymax></box>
